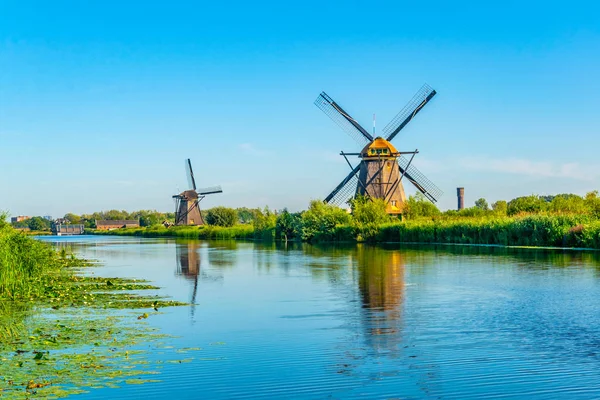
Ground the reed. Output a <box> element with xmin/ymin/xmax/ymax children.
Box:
<box><xmin>0</xmin><ymin>223</ymin><xmax>66</xmax><ymax>299</ymax></box>
<box><xmin>97</xmin><ymin>224</ymin><xmax>255</xmax><ymax>240</ymax></box>
<box><xmin>376</xmin><ymin>215</ymin><xmax>600</xmax><ymax>248</ymax></box>
<box><xmin>92</xmin><ymin>214</ymin><xmax>600</xmax><ymax>249</ymax></box>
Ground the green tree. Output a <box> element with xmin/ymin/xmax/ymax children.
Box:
<box><xmin>301</xmin><ymin>200</ymin><xmax>351</xmax><ymax>242</ymax></box>
<box><xmin>236</xmin><ymin>207</ymin><xmax>257</xmax><ymax>224</ymax></box>
<box><xmin>102</xmin><ymin>210</ymin><xmax>130</xmax><ymax>220</ymax></box>
<box><xmin>205</xmin><ymin>207</ymin><xmax>238</xmax><ymax>227</ymax></box>
<box><xmin>11</xmin><ymin>218</ymin><xmax>30</xmax><ymax>229</ymax></box>
<box><xmin>349</xmin><ymin>195</ymin><xmax>390</xmax><ymax>226</ymax></box>
<box><xmin>549</xmin><ymin>194</ymin><xmax>587</xmax><ymax>214</ymax></box>
<box><xmin>253</xmin><ymin>207</ymin><xmax>277</xmax><ymax>240</ymax></box>
<box><xmin>584</xmin><ymin>191</ymin><xmax>600</xmax><ymax>217</ymax></box>
<box><xmin>474</xmin><ymin>198</ymin><xmax>489</xmax><ymax>211</ymax></box>
<box><xmin>28</xmin><ymin>217</ymin><xmax>51</xmax><ymax>231</ymax></box>
<box><xmin>63</xmin><ymin>213</ymin><xmax>81</xmax><ymax>224</ymax></box>
<box><xmin>403</xmin><ymin>193</ymin><xmax>441</xmax><ymax>220</ymax></box>
<box><xmin>492</xmin><ymin>200</ymin><xmax>508</xmax><ymax>215</ymax></box>
<box><xmin>507</xmin><ymin>195</ymin><xmax>547</xmax><ymax>215</ymax></box>
<box><xmin>139</xmin><ymin>214</ymin><xmax>160</xmax><ymax>227</ymax></box>
<box><xmin>276</xmin><ymin>209</ymin><xmax>302</xmax><ymax>242</ymax></box>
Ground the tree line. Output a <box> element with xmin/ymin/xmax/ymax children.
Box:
<box><xmin>11</xmin><ymin>191</ymin><xmax>600</xmax><ymax>238</ymax></box>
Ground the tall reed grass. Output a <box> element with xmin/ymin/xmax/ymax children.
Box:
<box><xmin>98</xmin><ymin>224</ymin><xmax>255</xmax><ymax>240</ymax></box>
<box><xmin>94</xmin><ymin>215</ymin><xmax>600</xmax><ymax>249</ymax></box>
<box><xmin>0</xmin><ymin>224</ymin><xmax>64</xmax><ymax>299</ymax></box>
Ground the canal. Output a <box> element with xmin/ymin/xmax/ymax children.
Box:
<box><xmin>38</xmin><ymin>236</ymin><xmax>600</xmax><ymax>399</ymax></box>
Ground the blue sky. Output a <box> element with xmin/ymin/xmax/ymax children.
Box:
<box><xmin>1</xmin><ymin>0</ymin><xmax>599</xmax><ymax>217</ymax></box>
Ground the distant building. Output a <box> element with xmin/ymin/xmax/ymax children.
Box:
<box><xmin>95</xmin><ymin>220</ymin><xmax>140</xmax><ymax>231</ymax></box>
<box><xmin>11</xmin><ymin>216</ymin><xmax>30</xmax><ymax>223</ymax></box>
<box><xmin>43</xmin><ymin>215</ymin><xmax>53</xmax><ymax>221</ymax></box>
<box><xmin>52</xmin><ymin>224</ymin><xmax>85</xmax><ymax>236</ymax></box>
<box><xmin>457</xmin><ymin>187</ymin><xmax>465</xmax><ymax>211</ymax></box>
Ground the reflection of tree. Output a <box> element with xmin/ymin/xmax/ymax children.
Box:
<box><xmin>205</xmin><ymin>240</ymin><xmax>239</xmax><ymax>268</ymax></box>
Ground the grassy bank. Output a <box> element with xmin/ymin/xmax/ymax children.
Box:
<box><xmin>0</xmin><ymin>222</ymin><xmax>69</xmax><ymax>299</ymax></box>
<box><xmin>0</xmin><ymin>218</ymin><xmax>196</xmax><ymax>398</ymax></box>
<box><xmin>92</xmin><ymin>214</ymin><xmax>600</xmax><ymax>249</ymax></box>
<box><xmin>374</xmin><ymin>215</ymin><xmax>600</xmax><ymax>248</ymax></box>
<box><xmin>94</xmin><ymin>224</ymin><xmax>255</xmax><ymax>240</ymax></box>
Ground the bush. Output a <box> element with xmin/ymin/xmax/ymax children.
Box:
<box><xmin>403</xmin><ymin>193</ymin><xmax>441</xmax><ymax>220</ymax></box>
<box><xmin>492</xmin><ymin>200</ymin><xmax>508</xmax><ymax>216</ymax></box>
<box><xmin>205</xmin><ymin>207</ymin><xmax>238</xmax><ymax>227</ymax></box>
<box><xmin>350</xmin><ymin>195</ymin><xmax>390</xmax><ymax>226</ymax></box>
<box><xmin>301</xmin><ymin>200</ymin><xmax>351</xmax><ymax>242</ymax></box>
<box><xmin>276</xmin><ymin>209</ymin><xmax>302</xmax><ymax>242</ymax></box>
<box><xmin>507</xmin><ymin>195</ymin><xmax>547</xmax><ymax>215</ymax></box>
<box><xmin>253</xmin><ymin>207</ymin><xmax>277</xmax><ymax>241</ymax></box>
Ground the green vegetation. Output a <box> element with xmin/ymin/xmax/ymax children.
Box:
<box><xmin>99</xmin><ymin>224</ymin><xmax>255</xmax><ymax>240</ymax></box>
<box><xmin>205</xmin><ymin>206</ymin><xmax>238</xmax><ymax>227</ymax></box>
<box><xmin>10</xmin><ymin>216</ymin><xmax>53</xmax><ymax>232</ymax></box>
<box><xmin>90</xmin><ymin>191</ymin><xmax>600</xmax><ymax>249</ymax></box>
<box><xmin>0</xmin><ymin>215</ymin><xmax>194</xmax><ymax>398</ymax></box>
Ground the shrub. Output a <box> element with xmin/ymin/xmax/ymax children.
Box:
<box><xmin>403</xmin><ymin>193</ymin><xmax>441</xmax><ymax>220</ymax></box>
<box><xmin>301</xmin><ymin>200</ymin><xmax>351</xmax><ymax>242</ymax></box>
<box><xmin>205</xmin><ymin>207</ymin><xmax>238</xmax><ymax>227</ymax></box>
<box><xmin>253</xmin><ymin>207</ymin><xmax>277</xmax><ymax>241</ymax></box>
<box><xmin>350</xmin><ymin>195</ymin><xmax>390</xmax><ymax>226</ymax></box>
<box><xmin>276</xmin><ymin>209</ymin><xmax>302</xmax><ymax>242</ymax></box>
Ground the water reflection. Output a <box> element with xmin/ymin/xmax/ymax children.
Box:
<box><xmin>175</xmin><ymin>241</ymin><xmax>201</xmax><ymax>314</ymax></box>
<box><xmin>36</xmin><ymin>236</ymin><xmax>600</xmax><ymax>398</ymax></box>
<box><xmin>355</xmin><ymin>245</ymin><xmax>404</xmax><ymax>349</ymax></box>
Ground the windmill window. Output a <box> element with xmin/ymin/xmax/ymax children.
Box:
<box><xmin>383</xmin><ymin>149</ymin><xmax>388</xmax><ymax>154</ymax></box>
<box><xmin>370</xmin><ymin>149</ymin><xmax>376</xmax><ymax>155</ymax></box>
<box><xmin>376</xmin><ymin>149</ymin><xmax>382</xmax><ymax>154</ymax></box>
<box><xmin>391</xmin><ymin>200</ymin><xmax>397</xmax><ymax>207</ymax></box>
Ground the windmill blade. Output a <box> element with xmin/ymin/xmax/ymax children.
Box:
<box><xmin>383</xmin><ymin>84</ymin><xmax>437</xmax><ymax>142</ymax></box>
<box><xmin>324</xmin><ymin>165</ymin><xmax>360</xmax><ymax>207</ymax></box>
<box><xmin>398</xmin><ymin>156</ymin><xmax>443</xmax><ymax>203</ymax></box>
<box><xmin>315</xmin><ymin>92</ymin><xmax>373</xmax><ymax>145</ymax></box>
<box><xmin>197</xmin><ymin>186</ymin><xmax>223</xmax><ymax>195</ymax></box>
<box><xmin>186</xmin><ymin>159</ymin><xmax>197</xmax><ymax>191</ymax></box>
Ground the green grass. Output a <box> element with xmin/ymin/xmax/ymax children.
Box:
<box><xmin>0</xmin><ymin>224</ymin><xmax>69</xmax><ymax>299</ymax></box>
<box><xmin>0</xmin><ymin>219</ymin><xmax>195</xmax><ymax>398</ymax></box>
<box><xmin>94</xmin><ymin>224</ymin><xmax>255</xmax><ymax>240</ymax></box>
<box><xmin>91</xmin><ymin>215</ymin><xmax>600</xmax><ymax>249</ymax></box>
<box><xmin>374</xmin><ymin>214</ymin><xmax>600</xmax><ymax>248</ymax></box>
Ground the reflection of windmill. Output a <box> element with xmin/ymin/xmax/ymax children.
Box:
<box><xmin>315</xmin><ymin>84</ymin><xmax>442</xmax><ymax>214</ymax></box>
<box><xmin>173</xmin><ymin>159</ymin><xmax>222</xmax><ymax>226</ymax></box>
<box><xmin>176</xmin><ymin>242</ymin><xmax>201</xmax><ymax>315</ymax></box>
<box><xmin>356</xmin><ymin>246</ymin><xmax>405</xmax><ymax>351</ymax></box>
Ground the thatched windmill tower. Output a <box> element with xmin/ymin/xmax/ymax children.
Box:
<box><xmin>173</xmin><ymin>159</ymin><xmax>222</xmax><ymax>225</ymax></box>
<box><xmin>315</xmin><ymin>84</ymin><xmax>442</xmax><ymax>214</ymax></box>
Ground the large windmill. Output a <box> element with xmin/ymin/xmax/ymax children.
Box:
<box><xmin>315</xmin><ymin>84</ymin><xmax>442</xmax><ymax>215</ymax></box>
<box><xmin>173</xmin><ymin>159</ymin><xmax>223</xmax><ymax>225</ymax></box>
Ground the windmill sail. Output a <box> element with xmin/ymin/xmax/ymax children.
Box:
<box><xmin>186</xmin><ymin>158</ymin><xmax>197</xmax><ymax>190</ymax></box>
<box><xmin>197</xmin><ymin>186</ymin><xmax>223</xmax><ymax>195</ymax></box>
<box><xmin>383</xmin><ymin>84</ymin><xmax>436</xmax><ymax>142</ymax></box>
<box><xmin>315</xmin><ymin>92</ymin><xmax>373</xmax><ymax>145</ymax></box>
<box><xmin>324</xmin><ymin>165</ymin><xmax>361</xmax><ymax>207</ymax></box>
<box><xmin>398</xmin><ymin>156</ymin><xmax>443</xmax><ymax>203</ymax></box>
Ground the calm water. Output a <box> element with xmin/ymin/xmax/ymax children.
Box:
<box><xmin>39</xmin><ymin>236</ymin><xmax>600</xmax><ymax>399</ymax></box>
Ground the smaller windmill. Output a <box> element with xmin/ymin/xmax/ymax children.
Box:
<box><xmin>173</xmin><ymin>159</ymin><xmax>223</xmax><ymax>226</ymax></box>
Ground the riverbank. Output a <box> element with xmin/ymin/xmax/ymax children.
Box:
<box><xmin>91</xmin><ymin>214</ymin><xmax>600</xmax><ymax>249</ymax></box>
<box><xmin>0</xmin><ymin>220</ymin><xmax>191</xmax><ymax>397</ymax></box>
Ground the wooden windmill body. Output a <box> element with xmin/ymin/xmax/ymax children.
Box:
<box><xmin>315</xmin><ymin>84</ymin><xmax>442</xmax><ymax>213</ymax></box>
<box><xmin>173</xmin><ymin>159</ymin><xmax>222</xmax><ymax>226</ymax></box>
<box><xmin>357</xmin><ymin>138</ymin><xmax>407</xmax><ymax>214</ymax></box>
